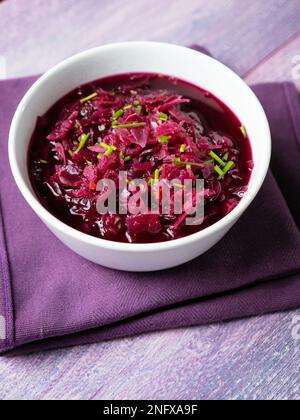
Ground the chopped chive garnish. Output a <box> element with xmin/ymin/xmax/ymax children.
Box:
<box><xmin>136</xmin><ymin>105</ymin><xmax>142</xmax><ymax>113</ymax></box>
<box><xmin>74</xmin><ymin>123</ymin><xmax>79</xmax><ymax>129</ymax></box>
<box><xmin>222</xmin><ymin>161</ymin><xmax>235</xmax><ymax>176</ymax></box>
<box><xmin>173</xmin><ymin>158</ymin><xmax>203</xmax><ymax>168</ymax></box>
<box><xmin>214</xmin><ymin>165</ymin><xmax>224</xmax><ymax>178</ymax></box>
<box><xmin>124</xmin><ymin>156</ymin><xmax>132</xmax><ymax>162</ymax></box>
<box><xmin>215</xmin><ymin>161</ymin><xmax>235</xmax><ymax>180</ymax></box>
<box><xmin>209</xmin><ymin>151</ymin><xmax>226</xmax><ymax>167</ymax></box>
<box><xmin>100</xmin><ymin>142</ymin><xmax>110</xmax><ymax>150</ymax></box>
<box><xmin>97</xmin><ymin>154</ymin><xmax>102</xmax><ymax>160</ymax></box>
<box><xmin>173</xmin><ymin>158</ymin><xmax>181</xmax><ymax>165</ymax></box>
<box><xmin>223</xmin><ymin>152</ymin><xmax>229</xmax><ymax>161</ymax></box>
<box><xmin>74</xmin><ymin>132</ymin><xmax>91</xmax><ymax>154</ymax></box>
<box><xmin>39</xmin><ymin>159</ymin><xmax>48</xmax><ymax>164</ymax></box>
<box><xmin>148</xmin><ymin>178</ymin><xmax>153</xmax><ymax>186</ymax></box>
<box><xmin>154</xmin><ymin>168</ymin><xmax>160</xmax><ymax>181</ymax></box>
<box><xmin>180</xmin><ymin>144</ymin><xmax>187</xmax><ymax>153</ymax></box>
<box><xmin>133</xmin><ymin>100</ymin><xmax>140</xmax><ymax>105</ymax></box>
<box><xmin>112</xmin><ymin>122</ymin><xmax>146</xmax><ymax>129</ymax></box>
<box><xmin>173</xmin><ymin>183</ymin><xmax>185</xmax><ymax>189</ymax></box>
<box><xmin>159</xmin><ymin>112</ymin><xmax>169</xmax><ymax>122</ymax></box>
<box><xmin>158</xmin><ymin>135</ymin><xmax>171</xmax><ymax>143</ymax></box>
<box><xmin>113</xmin><ymin>109</ymin><xmax>125</xmax><ymax>120</ymax></box>
<box><xmin>80</xmin><ymin>92</ymin><xmax>97</xmax><ymax>103</ymax></box>
<box><xmin>123</xmin><ymin>105</ymin><xmax>132</xmax><ymax>110</ymax></box>
<box><xmin>104</xmin><ymin>145</ymin><xmax>117</xmax><ymax>157</ymax></box>
<box><xmin>240</xmin><ymin>126</ymin><xmax>248</xmax><ymax>139</ymax></box>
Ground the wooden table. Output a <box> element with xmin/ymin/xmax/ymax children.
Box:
<box><xmin>0</xmin><ymin>0</ymin><xmax>299</xmax><ymax>400</ymax></box>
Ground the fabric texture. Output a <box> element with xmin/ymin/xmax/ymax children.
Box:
<box><xmin>0</xmin><ymin>70</ymin><xmax>299</xmax><ymax>355</ymax></box>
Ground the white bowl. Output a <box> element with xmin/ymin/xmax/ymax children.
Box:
<box><xmin>9</xmin><ymin>42</ymin><xmax>271</xmax><ymax>272</ymax></box>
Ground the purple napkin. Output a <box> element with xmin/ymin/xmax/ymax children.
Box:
<box><xmin>0</xmin><ymin>73</ymin><xmax>300</xmax><ymax>355</ymax></box>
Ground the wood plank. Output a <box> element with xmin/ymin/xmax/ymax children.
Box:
<box><xmin>0</xmin><ymin>310</ymin><xmax>299</xmax><ymax>400</ymax></box>
<box><xmin>0</xmin><ymin>0</ymin><xmax>300</xmax><ymax>78</ymax></box>
<box><xmin>245</xmin><ymin>33</ymin><xmax>300</xmax><ymax>89</ymax></box>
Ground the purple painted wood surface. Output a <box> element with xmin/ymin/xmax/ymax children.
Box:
<box><xmin>0</xmin><ymin>0</ymin><xmax>300</xmax><ymax>400</ymax></box>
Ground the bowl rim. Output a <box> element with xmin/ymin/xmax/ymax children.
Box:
<box><xmin>8</xmin><ymin>41</ymin><xmax>271</xmax><ymax>253</ymax></box>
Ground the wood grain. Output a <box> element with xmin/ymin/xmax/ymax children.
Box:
<box><xmin>245</xmin><ymin>32</ymin><xmax>300</xmax><ymax>89</ymax></box>
<box><xmin>0</xmin><ymin>0</ymin><xmax>299</xmax><ymax>401</ymax></box>
<box><xmin>1</xmin><ymin>0</ymin><xmax>300</xmax><ymax>77</ymax></box>
<box><xmin>0</xmin><ymin>311</ymin><xmax>299</xmax><ymax>400</ymax></box>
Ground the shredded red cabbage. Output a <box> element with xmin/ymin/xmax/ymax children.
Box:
<box><xmin>28</xmin><ymin>73</ymin><xmax>253</xmax><ymax>243</ymax></box>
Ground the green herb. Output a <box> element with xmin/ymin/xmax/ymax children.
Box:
<box><xmin>112</xmin><ymin>122</ymin><xmax>146</xmax><ymax>129</ymax></box>
<box><xmin>173</xmin><ymin>157</ymin><xmax>182</xmax><ymax>165</ymax></box>
<box><xmin>136</xmin><ymin>105</ymin><xmax>142</xmax><ymax>113</ymax></box>
<box><xmin>80</xmin><ymin>92</ymin><xmax>97</xmax><ymax>103</ymax></box>
<box><xmin>223</xmin><ymin>152</ymin><xmax>229</xmax><ymax>161</ymax></box>
<box><xmin>154</xmin><ymin>168</ymin><xmax>160</xmax><ymax>182</ymax></box>
<box><xmin>104</xmin><ymin>145</ymin><xmax>117</xmax><ymax>157</ymax></box>
<box><xmin>74</xmin><ymin>123</ymin><xmax>79</xmax><ymax>129</ymax></box>
<box><xmin>124</xmin><ymin>156</ymin><xmax>132</xmax><ymax>162</ymax></box>
<box><xmin>133</xmin><ymin>100</ymin><xmax>140</xmax><ymax>105</ymax></box>
<box><xmin>209</xmin><ymin>151</ymin><xmax>226</xmax><ymax>167</ymax></box>
<box><xmin>173</xmin><ymin>158</ymin><xmax>203</xmax><ymax>168</ymax></box>
<box><xmin>158</xmin><ymin>135</ymin><xmax>171</xmax><ymax>143</ymax></box>
<box><xmin>180</xmin><ymin>144</ymin><xmax>187</xmax><ymax>153</ymax></box>
<box><xmin>100</xmin><ymin>142</ymin><xmax>110</xmax><ymax>150</ymax></box>
<box><xmin>148</xmin><ymin>178</ymin><xmax>153</xmax><ymax>186</ymax></box>
<box><xmin>74</xmin><ymin>132</ymin><xmax>91</xmax><ymax>154</ymax></box>
<box><xmin>113</xmin><ymin>109</ymin><xmax>125</xmax><ymax>120</ymax></box>
<box><xmin>173</xmin><ymin>183</ymin><xmax>185</xmax><ymax>189</ymax></box>
<box><xmin>39</xmin><ymin>159</ymin><xmax>48</xmax><ymax>164</ymax></box>
<box><xmin>240</xmin><ymin>126</ymin><xmax>248</xmax><ymax>139</ymax></box>
<box><xmin>214</xmin><ymin>161</ymin><xmax>235</xmax><ymax>180</ymax></box>
<box><xmin>222</xmin><ymin>161</ymin><xmax>235</xmax><ymax>176</ymax></box>
<box><xmin>159</xmin><ymin>112</ymin><xmax>169</xmax><ymax>122</ymax></box>
<box><xmin>214</xmin><ymin>165</ymin><xmax>224</xmax><ymax>179</ymax></box>
<box><xmin>97</xmin><ymin>154</ymin><xmax>102</xmax><ymax>160</ymax></box>
<box><xmin>123</xmin><ymin>105</ymin><xmax>132</xmax><ymax>110</ymax></box>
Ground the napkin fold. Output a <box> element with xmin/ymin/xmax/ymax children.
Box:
<box><xmin>0</xmin><ymin>64</ymin><xmax>300</xmax><ymax>355</ymax></box>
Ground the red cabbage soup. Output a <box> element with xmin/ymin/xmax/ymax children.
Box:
<box><xmin>28</xmin><ymin>73</ymin><xmax>253</xmax><ymax>244</ymax></box>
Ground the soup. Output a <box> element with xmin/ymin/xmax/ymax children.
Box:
<box><xmin>28</xmin><ymin>73</ymin><xmax>253</xmax><ymax>243</ymax></box>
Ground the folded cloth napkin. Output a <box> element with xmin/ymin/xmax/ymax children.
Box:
<box><xmin>0</xmin><ymin>68</ymin><xmax>300</xmax><ymax>355</ymax></box>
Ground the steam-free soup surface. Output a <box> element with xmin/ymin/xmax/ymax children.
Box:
<box><xmin>28</xmin><ymin>73</ymin><xmax>253</xmax><ymax>243</ymax></box>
